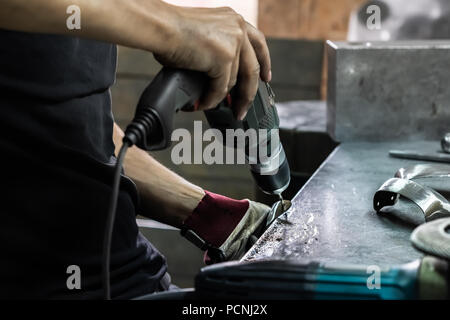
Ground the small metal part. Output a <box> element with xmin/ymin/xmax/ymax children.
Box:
<box><xmin>442</xmin><ymin>133</ymin><xmax>450</xmax><ymax>154</ymax></box>
<box><xmin>374</xmin><ymin>177</ymin><xmax>450</xmax><ymax>222</ymax></box>
<box><xmin>389</xmin><ymin>150</ymin><xmax>450</xmax><ymax>164</ymax></box>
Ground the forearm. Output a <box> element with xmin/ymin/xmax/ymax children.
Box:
<box><xmin>0</xmin><ymin>0</ymin><xmax>179</xmax><ymax>55</ymax></box>
<box><xmin>113</xmin><ymin>123</ymin><xmax>205</xmax><ymax>228</ymax></box>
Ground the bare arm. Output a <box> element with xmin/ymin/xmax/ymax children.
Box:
<box><xmin>113</xmin><ymin>123</ymin><xmax>204</xmax><ymax>228</ymax></box>
<box><xmin>0</xmin><ymin>0</ymin><xmax>271</xmax><ymax>118</ymax></box>
<box><xmin>0</xmin><ymin>0</ymin><xmax>176</xmax><ymax>57</ymax></box>
<box><xmin>2</xmin><ymin>0</ymin><xmax>272</xmax><ymax>226</ymax></box>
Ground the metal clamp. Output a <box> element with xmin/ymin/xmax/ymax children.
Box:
<box><xmin>442</xmin><ymin>133</ymin><xmax>450</xmax><ymax>154</ymax></box>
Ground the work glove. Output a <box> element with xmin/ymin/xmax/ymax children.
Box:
<box><xmin>180</xmin><ymin>191</ymin><xmax>271</xmax><ymax>264</ymax></box>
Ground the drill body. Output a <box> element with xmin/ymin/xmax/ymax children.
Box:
<box><xmin>204</xmin><ymin>81</ymin><xmax>290</xmax><ymax>195</ymax></box>
<box><xmin>125</xmin><ymin>67</ymin><xmax>290</xmax><ymax>196</ymax></box>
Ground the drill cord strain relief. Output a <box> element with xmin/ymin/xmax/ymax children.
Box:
<box><xmin>124</xmin><ymin>112</ymin><xmax>158</xmax><ymax>147</ymax></box>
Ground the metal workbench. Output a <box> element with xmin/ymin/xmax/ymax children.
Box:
<box><xmin>243</xmin><ymin>140</ymin><xmax>444</xmax><ymax>266</ymax></box>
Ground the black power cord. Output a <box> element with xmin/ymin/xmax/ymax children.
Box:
<box><xmin>101</xmin><ymin>67</ymin><xmax>201</xmax><ymax>299</ymax></box>
<box><xmin>102</xmin><ymin>140</ymin><xmax>130</xmax><ymax>300</ymax></box>
<box><xmin>102</xmin><ymin>112</ymin><xmax>157</xmax><ymax>299</ymax></box>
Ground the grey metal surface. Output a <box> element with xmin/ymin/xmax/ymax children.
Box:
<box><xmin>243</xmin><ymin>141</ymin><xmax>443</xmax><ymax>267</ymax></box>
<box><xmin>327</xmin><ymin>40</ymin><xmax>450</xmax><ymax>142</ymax></box>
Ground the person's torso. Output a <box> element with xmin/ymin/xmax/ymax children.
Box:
<box><xmin>0</xmin><ymin>30</ymin><xmax>166</xmax><ymax>299</ymax></box>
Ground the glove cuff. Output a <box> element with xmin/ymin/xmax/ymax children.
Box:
<box><xmin>182</xmin><ymin>190</ymin><xmax>249</xmax><ymax>248</ymax></box>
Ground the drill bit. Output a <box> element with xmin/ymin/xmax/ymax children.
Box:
<box><xmin>265</xmin><ymin>82</ymin><xmax>276</xmax><ymax>106</ymax></box>
<box><xmin>278</xmin><ymin>193</ymin><xmax>291</xmax><ymax>223</ymax></box>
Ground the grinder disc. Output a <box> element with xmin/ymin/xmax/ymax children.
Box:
<box><xmin>411</xmin><ymin>218</ymin><xmax>450</xmax><ymax>260</ymax></box>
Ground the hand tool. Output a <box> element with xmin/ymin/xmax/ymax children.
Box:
<box><xmin>103</xmin><ymin>67</ymin><xmax>291</xmax><ymax>299</ymax></box>
<box><xmin>389</xmin><ymin>149</ymin><xmax>450</xmax><ymax>164</ymax></box>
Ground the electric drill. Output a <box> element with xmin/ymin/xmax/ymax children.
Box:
<box><xmin>103</xmin><ymin>67</ymin><xmax>290</xmax><ymax>299</ymax></box>
<box><xmin>124</xmin><ymin>67</ymin><xmax>291</xmax><ymax>197</ymax></box>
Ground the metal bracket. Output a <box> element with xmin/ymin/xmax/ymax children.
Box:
<box><xmin>374</xmin><ymin>178</ymin><xmax>450</xmax><ymax>222</ymax></box>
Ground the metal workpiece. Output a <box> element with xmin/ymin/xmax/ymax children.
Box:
<box><xmin>395</xmin><ymin>164</ymin><xmax>450</xmax><ymax>196</ymax></box>
<box><xmin>442</xmin><ymin>133</ymin><xmax>450</xmax><ymax>153</ymax></box>
<box><xmin>242</xmin><ymin>141</ymin><xmax>445</xmax><ymax>266</ymax></box>
<box><xmin>374</xmin><ymin>178</ymin><xmax>450</xmax><ymax>222</ymax></box>
<box><xmin>326</xmin><ymin>40</ymin><xmax>450</xmax><ymax>142</ymax></box>
<box><xmin>373</xmin><ymin>163</ymin><xmax>450</xmax><ymax>223</ymax></box>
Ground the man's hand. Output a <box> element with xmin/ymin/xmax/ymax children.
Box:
<box><xmin>155</xmin><ymin>6</ymin><xmax>271</xmax><ymax>120</ymax></box>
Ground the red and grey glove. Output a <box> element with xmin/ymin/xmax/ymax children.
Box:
<box><xmin>181</xmin><ymin>190</ymin><xmax>271</xmax><ymax>264</ymax></box>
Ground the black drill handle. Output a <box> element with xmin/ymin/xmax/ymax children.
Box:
<box><xmin>129</xmin><ymin>67</ymin><xmax>207</xmax><ymax>151</ymax></box>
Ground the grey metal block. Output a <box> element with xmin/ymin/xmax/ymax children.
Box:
<box><xmin>327</xmin><ymin>40</ymin><xmax>450</xmax><ymax>142</ymax></box>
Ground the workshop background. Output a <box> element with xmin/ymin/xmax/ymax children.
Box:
<box><xmin>111</xmin><ymin>0</ymin><xmax>449</xmax><ymax>287</ymax></box>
